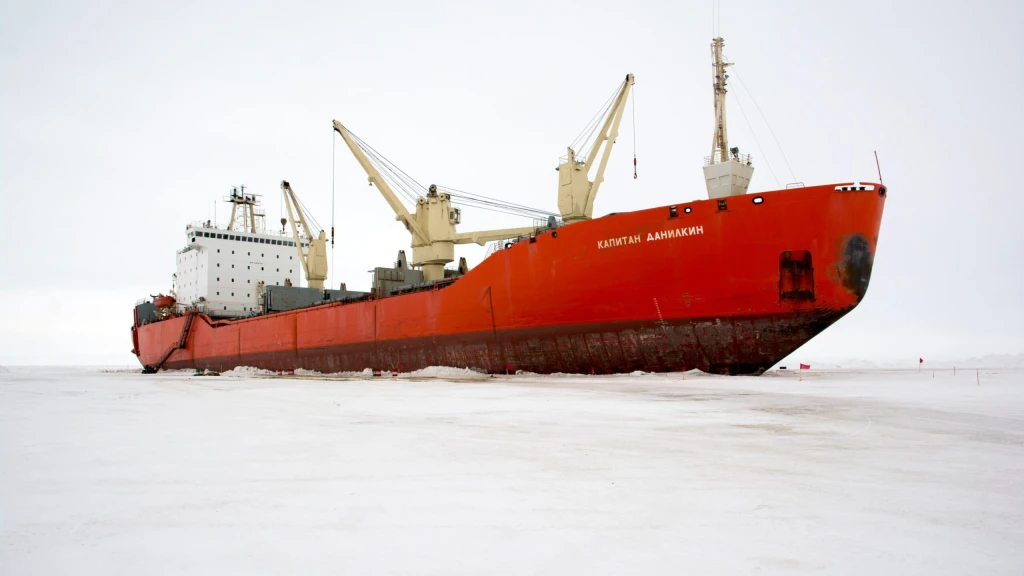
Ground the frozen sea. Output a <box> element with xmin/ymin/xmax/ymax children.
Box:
<box><xmin>1</xmin><ymin>366</ymin><xmax>1022</xmax><ymax>574</ymax></box>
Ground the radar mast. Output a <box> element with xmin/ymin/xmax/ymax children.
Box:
<box><xmin>702</xmin><ymin>37</ymin><xmax>755</xmax><ymax>199</ymax></box>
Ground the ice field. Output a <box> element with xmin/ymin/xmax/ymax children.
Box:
<box><xmin>1</xmin><ymin>366</ymin><xmax>1022</xmax><ymax>574</ymax></box>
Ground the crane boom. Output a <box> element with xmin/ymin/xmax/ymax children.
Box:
<box><xmin>557</xmin><ymin>73</ymin><xmax>634</xmax><ymax>224</ymax></box>
<box><xmin>332</xmin><ymin>120</ymin><xmax>428</xmax><ymax>244</ymax></box>
<box><xmin>332</xmin><ymin>121</ymin><xmax>550</xmax><ymax>281</ymax></box>
<box><xmin>280</xmin><ymin>180</ymin><xmax>328</xmax><ymax>291</ymax></box>
<box><xmin>453</xmin><ymin>225</ymin><xmax>538</xmax><ymax>246</ymax></box>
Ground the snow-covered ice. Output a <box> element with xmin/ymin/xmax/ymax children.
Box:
<box><xmin>1</xmin><ymin>367</ymin><xmax>1022</xmax><ymax>574</ymax></box>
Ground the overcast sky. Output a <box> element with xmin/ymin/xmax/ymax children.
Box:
<box><xmin>1</xmin><ymin>0</ymin><xmax>1022</xmax><ymax>366</ymax></box>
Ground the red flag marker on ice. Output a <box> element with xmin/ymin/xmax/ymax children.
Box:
<box><xmin>799</xmin><ymin>363</ymin><xmax>810</xmax><ymax>370</ymax></box>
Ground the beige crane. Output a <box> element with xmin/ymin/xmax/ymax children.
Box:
<box><xmin>333</xmin><ymin>121</ymin><xmax>537</xmax><ymax>282</ymax></box>
<box><xmin>280</xmin><ymin>180</ymin><xmax>328</xmax><ymax>290</ymax></box>
<box><xmin>557</xmin><ymin>73</ymin><xmax>635</xmax><ymax>224</ymax></box>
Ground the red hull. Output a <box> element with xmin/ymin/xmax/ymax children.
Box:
<box><xmin>133</xmin><ymin>183</ymin><xmax>885</xmax><ymax>375</ymax></box>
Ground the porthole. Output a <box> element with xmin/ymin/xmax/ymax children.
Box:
<box><xmin>752</xmin><ymin>196</ymin><xmax>764</xmax><ymax>204</ymax></box>
<box><xmin>684</xmin><ymin>206</ymin><xmax>692</xmax><ymax>214</ymax></box>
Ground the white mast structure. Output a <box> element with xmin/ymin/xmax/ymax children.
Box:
<box><xmin>702</xmin><ymin>37</ymin><xmax>754</xmax><ymax>199</ymax></box>
<box><xmin>226</xmin><ymin>185</ymin><xmax>265</xmax><ymax>233</ymax></box>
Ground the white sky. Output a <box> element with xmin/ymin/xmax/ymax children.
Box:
<box><xmin>1</xmin><ymin>0</ymin><xmax>1022</xmax><ymax>365</ymax></box>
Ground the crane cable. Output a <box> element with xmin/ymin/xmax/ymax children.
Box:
<box><xmin>731</xmin><ymin>91</ymin><xmax>779</xmax><ymax>187</ymax></box>
<box><xmin>730</xmin><ymin>66</ymin><xmax>797</xmax><ymax>183</ymax></box>
<box><xmin>568</xmin><ymin>80</ymin><xmax>623</xmax><ymax>161</ymax></box>
<box><xmin>632</xmin><ymin>82</ymin><xmax>637</xmax><ymax>179</ymax></box>
<box><xmin>438</xmin><ymin>186</ymin><xmax>556</xmax><ymax>216</ymax></box>
<box><xmin>330</xmin><ymin>127</ymin><xmax>335</xmax><ymax>290</ymax></box>
<box><xmin>342</xmin><ymin>127</ymin><xmax>426</xmax><ymax>203</ymax></box>
<box><xmin>341</xmin><ymin>128</ymin><xmax>557</xmax><ymax>221</ymax></box>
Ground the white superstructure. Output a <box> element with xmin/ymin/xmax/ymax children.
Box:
<box><xmin>173</xmin><ymin>186</ymin><xmax>313</xmax><ymax>318</ymax></box>
<box><xmin>174</xmin><ymin>225</ymin><xmax>308</xmax><ymax>317</ymax></box>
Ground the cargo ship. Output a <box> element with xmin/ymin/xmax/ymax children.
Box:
<box><xmin>132</xmin><ymin>38</ymin><xmax>885</xmax><ymax>375</ymax></box>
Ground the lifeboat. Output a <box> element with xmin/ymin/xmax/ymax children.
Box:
<box><xmin>153</xmin><ymin>295</ymin><xmax>176</xmax><ymax>309</ymax></box>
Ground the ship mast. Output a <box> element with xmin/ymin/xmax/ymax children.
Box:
<box><xmin>710</xmin><ymin>38</ymin><xmax>730</xmax><ymax>164</ymax></box>
<box><xmin>226</xmin><ymin>185</ymin><xmax>262</xmax><ymax>233</ymax></box>
<box><xmin>702</xmin><ymin>37</ymin><xmax>755</xmax><ymax>199</ymax></box>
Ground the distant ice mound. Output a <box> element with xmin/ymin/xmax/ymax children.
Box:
<box><xmin>221</xmin><ymin>366</ymin><xmax>276</xmax><ymax>377</ymax></box>
<box><xmin>0</xmin><ymin>365</ymin><xmax>8</xmax><ymax>373</ymax></box>
<box><xmin>294</xmin><ymin>367</ymin><xmax>374</xmax><ymax>378</ymax></box>
<box><xmin>406</xmin><ymin>366</ymin><xmax>486</xmax><ymax>379</ymax></box>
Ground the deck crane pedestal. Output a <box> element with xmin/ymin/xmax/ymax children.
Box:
<box><xmin>280</xmin><ymin>180</ymin><xmax>329</xmax><ymax>290</ymax></box>
<box><xmin>333</xmin><ymin>121</ymin><xmax>537</xmax><ymax>282</ymax></box>
<box><xmin>557</xmin><ymin>74</ymin><xmax>634</xmax><ymax>224</ymax></box>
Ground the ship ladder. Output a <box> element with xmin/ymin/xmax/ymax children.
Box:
<box><xmin>145</xmin><ymin>312</ymin><xmax>196</xmax><ymax>374</ymax></box>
